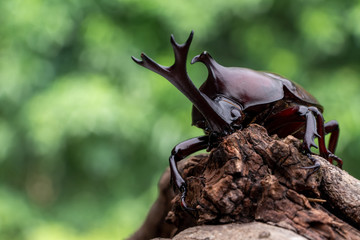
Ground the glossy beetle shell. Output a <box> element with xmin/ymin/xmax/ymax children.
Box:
<box><xmin>191</xmin><ymin>52</ymin><xmax>322</xmax><ymax>128</ymax></box>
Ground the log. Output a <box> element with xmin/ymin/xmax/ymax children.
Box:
<box><xmin>129</xmin><ymin>124</ymin><xmax>360</xmax><ymax>240</ymax></box>
<box><xmin>152</xmin><ymin>222</ymin><xmax>308</xmax><ymax>240</ymax></box>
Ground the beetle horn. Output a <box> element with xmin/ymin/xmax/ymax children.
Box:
<box><xmin>191</xmin><ymin>51</ymin><xmax>219</xmax><ymax>84</ymax></box>
<box><xmin>132</xmin><ymin>31</ymin><xmax>232</xmax><ymax>134</ymax></box>
<box><xmin>191</xmin><ymin>51</ymin><xmax>212</xmax><ymax>64</ymax></box>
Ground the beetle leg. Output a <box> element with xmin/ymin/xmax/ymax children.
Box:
<box><xmin>304</xmin><ymin>107</ymin><xmax>343</xmax><ymax>168</ymax></box>
<box><xmin>299</xmin><ymin>106</ymin><xmax>320</xmax><ymax>151</ymax></box>
<box><xmin>324</xmin><ymin>120</ymin><xmax>339</xmax><ymax>154</ymax></box>
<box><xmin>302</xmin><ymin>153</ymin><xmax>321</xmax><ymax>170</ymax></box>
<box><xmin>169</xmin><ymin>136</ymin><xmax>209</xmax><ymax>210</ymax></box>
<box><xmin>323</xmin><ymin>120</ymin><xmax>343</xmax><ymax>168</ymax></box>
<box><xmin>294</xmin><ymin>106</ymin><xmax>322</xmax><ymax>170</ymax></box>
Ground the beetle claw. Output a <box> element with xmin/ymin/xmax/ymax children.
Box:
<box><xmin>302</xmin><ymin>162</ymin><xmax>321</xmax><ymax>170</ymax></box>
<box><xmin>180</xmin><ymin>185</ymin><xmax>195</xmax><ymax>211</ymax></box>
<box><xmin>301</xmin><ymin>153</ymin><xmax>321</xmax><ymax>177</ymax></box>
<box><xmin>328</xmin><ymin>153</ymin><xmax>343</xmax><ymax>169</ymax></box>
<box><xmin>131</xmin><ymin>56</ymin><xmax>142</xmax><ymax>64</ymax></box>
<box><xmin>309</xmin><ymin>141</ymin><xmax>318</xmax><ymax>149</ymax></box>
<box><xmin>302</xmin><ymin>141</ymin><xmax>318</xmax><ymax>152</ymax></box>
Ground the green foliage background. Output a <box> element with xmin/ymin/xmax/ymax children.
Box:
<box><xmin>0</xmin><ymin>0</ymin><xmax>359</xmax><ymax>239</ymax></box>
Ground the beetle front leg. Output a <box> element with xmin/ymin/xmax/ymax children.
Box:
<box><xmin>169</xmin><ymin>136</ymin><xmax>209</xmax><ymax>210</ymax></box>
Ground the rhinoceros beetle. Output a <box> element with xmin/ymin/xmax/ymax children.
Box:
<box><xmin>132</xmin><ymin>31</ymin><xmax>342</xmax><ymax>209</ymax></box>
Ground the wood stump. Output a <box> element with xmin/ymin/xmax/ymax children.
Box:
<box><xmin>129</xmin><ymin>124</ymin><xmax>360</xmax><ymax>240</ymax></box>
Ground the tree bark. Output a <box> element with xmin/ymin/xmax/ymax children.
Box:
<box><xmin>129</xmin><ymin>124</ymin><xmax>360</xmax><ymax>240</ymax></box>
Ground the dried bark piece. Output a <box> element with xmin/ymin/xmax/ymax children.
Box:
<box><xmin>130</xmin><ymin>124</ymin><xmax>360</xmax><ymax>240</ymax></box>
<box><xmin>167</xmin><ymin>124</ymin><xmax>360</xmax><ymax>240</ymax></box>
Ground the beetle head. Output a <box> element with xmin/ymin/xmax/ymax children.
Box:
<box><xmin>192</xmin><ymin>95</ymin><xmax>244</xmax><ymax>134</ymax></box>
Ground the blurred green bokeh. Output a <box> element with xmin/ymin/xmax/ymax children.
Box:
<box><xmin>0</xmin><ymin>0</ymin><xmax>359</xmax><ymax>239</ymax></box>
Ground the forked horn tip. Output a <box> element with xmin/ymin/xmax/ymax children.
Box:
<box><xmin>189</xmin><ymin>30</ymin><xmax>194</xmax><ymax>38</ymax></box>
<box><xmin>170</xmin><ymin>34</ymin><xmax>176</xmax><ymax>45</ymax></box>
<box><xmin>170</xmin><ymin>31</ymin><xmax>194</xmax><ymax>47</ymax></box>
<box><xmin>131</xmin><ymin>56</ymin><xmax>141</xmax><ymax>64</ymax></box>
<box><xmin>132</xmin><ymin>53</ymin><xmax>151</xmax><ymax>65</ymax></box>
<box><xmin>187</xmin><ymin>30</ymin><xmax>194</xmax><ymax>44</ymax></box>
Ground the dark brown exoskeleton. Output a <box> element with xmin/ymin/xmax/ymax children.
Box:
<box><xmin>132</xmin><ymin>31</ymin><xmax>342</xmax><ymax>209</ymax></box>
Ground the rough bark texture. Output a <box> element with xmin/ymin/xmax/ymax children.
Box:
<box><xmin>129</xmin><ymin>124</ymin><xmax>360</xmax><ymax>240</ymax></box>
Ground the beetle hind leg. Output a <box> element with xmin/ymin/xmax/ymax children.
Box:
<box><xmin>323</xmin><ymin>120</ymin><xmax>343</xmax><ymax>168</ymax></box>
<box><xmin>324</xmin><ymin>120</ymin><xmax>339</xmax><ymax>153</ymax></box>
